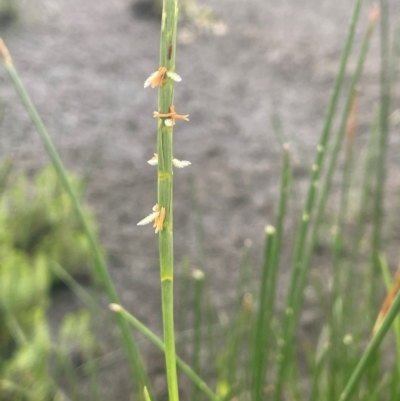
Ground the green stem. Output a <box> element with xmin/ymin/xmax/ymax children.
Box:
<box><xmin>272</xmin><ymin>145</ymin><xmax>291</xmax><ymax>279</ymax></box>
<box><xmin>252</xmin><ymin>144</ymin><xmax>290</xmax><ymax>400</ymax></box>
<box><xmin>354</xmin><ymin>105</ymin><xmax>380</xmax><ymax>261</ymax></box>
<box><xmin>371</xmin><ymin>0</ymin><xmax>391</xmax><ymax>277</ymax></box>
<box><xmin>157</xmin><ymin>1</ymin><xmax>180</xmax><ymax>400</ymax></box>
<box><xmin>49</xmin><ymin>259</ymin><xmax>217</xmax><ymax>401</ymax></box>
<box><xmin>110</xmin><ymin>304</ymin><xmax>219</xmax><ymax>401</ymax></box>
<box><xmin>378</xmin><ymin>255</ymin><xmax>400</xmax><ymax>374</ymax></box>
<box><xmin>338</xmin><ymin>4</ymin><xmax>394</xmax><ymax>398</ymax></box>
<box><xmin>1</xmin><ymin>48</ymin><xmax>152</xmax><ymax>398</ymax></box>
<box><xmin>227</xmin><ymin>240</ymin><xmax>252</xmax><ymax>386</ymax></box>
<box><xmin>273</xmin><ymin>1</ymin><xmax>364</xmax><ymax>399</ymax></box>
<box><xmin>192</xmin><ymin>269</ymin><xmax>204</xmax><ymax>401</ymax></box>
<box><xmin>252</xmin><ymin>226</ymin><xmax>276</xmax><ymax>401</ymax></box>
<box><xmin>337</xmin><ymin>288</ymin><xmax>400</xmax><ymax>401</ymax></box>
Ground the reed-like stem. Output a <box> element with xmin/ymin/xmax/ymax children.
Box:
<box><xmin>0</xmin><ymin>38</ymin><xmax>151</xmax><ymax>398</ymax></box>
<box><xmin>251</xmin><ymin>144</ymin><xmax>291</xmax><ymax>401</ymax></box>
<box><xmin>371</xmin><ymin>0</ymin><xmax>391</xmax><ymax>278</ymax></box>
<box><xmin>379</xmin><ymin>258</ymin><xmax>400</xmax><ymax>372</ymax></box>
<box><xmin>337</xmin><ymin>288</ymin><xmax>400</xmax><ymax>401</ymax></box>
<box><xmin>273</xmin><ymin>1</ymin><xmax>364</xmax><ymax>399</ymax></box>
<box><xmin>226</xmin><ymin>240</ymin><xmax>253</xmax><ymax>387</ymax></box>
<box><xmin>307</xmin><ymin>10</ymin><xmax>377</xmax><ymax>397</ymax></box>
<box><xmin>265</xmin><ymin>144</ymin><xmax>291</xmax><ymax>331</ymax></box>
<box><xmin>156</xmin><ymin>1</ymin><xmax>181</xmax><ymax>400</ymax></box>
<box><xmin>192</xmin><ymin>269</ymin><xmax>204</xmax><ymax>401</ymax></box>
<box><xmin>354</xmin><ymin>105</ymin><xmax>380</xmax><ymax>257</ymax></box>
<box><xmin>252</xmin><ymin>225</ymin><xmax>276</xmax><ymax>401</ymax></box>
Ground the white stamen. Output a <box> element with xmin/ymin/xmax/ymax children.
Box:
<box><xmin>173</xmin><ymin>158</ymin><xmax>191</xmax><ymax>168</ymax></box>
<box><xmin>137</xmin><ymin>211</ymin><xmax>159</xmax><ymax>226</ymax></box>
<box><xmin>164</xmin><ymin>119</ymin><xmax>174</xmax><ymax>127</ymax></box>
<box><xmin>144</xmin><ymin>71</ymin><xmax>158</xmax><ymax>88</ymax></box>
<box><xmin>166</xmin><ymin>71</ymin><xmax>182</xmax><ymax>82</ymax></box>
<box><xmin>148</xmin><ymin>154</ymin><xmax>158</xmax><ymax>166</ymax></box>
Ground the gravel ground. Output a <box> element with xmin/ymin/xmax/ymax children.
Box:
<box><xmin>1</xmin><ymin>0</ymin><xmax>399</xmax><ymax>398</ymax></box>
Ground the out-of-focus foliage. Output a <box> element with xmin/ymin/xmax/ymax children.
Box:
<box><xmin>1</xmin><ymin>165</ymin><xmax>97</xmax><ymax>278</ymax></box>
<box><xmin>0</xmin><ymin>162</ymin><xmax>100</xmax><ymax>401</ymax></box>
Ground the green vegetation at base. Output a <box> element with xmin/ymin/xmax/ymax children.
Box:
<box><xmin>0</xmin><ymin>164</ymin><xmax>99</xmax><ymax>401</ymax></box>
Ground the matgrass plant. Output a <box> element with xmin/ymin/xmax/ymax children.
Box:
<box><xmin>1</xmin><ymin>0</ymin><xmax>400</xmax><ymax>400</ymax></box>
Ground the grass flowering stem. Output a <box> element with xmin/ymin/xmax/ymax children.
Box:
<box><xmin>371</xmin><ymin>0</ymin><xmax>391</xmax><ymax>277</ymax></box>
<box><xmin>155</xmin><ymin>1</ymin><xmax>182</xmax><ymax>400</ymax></box>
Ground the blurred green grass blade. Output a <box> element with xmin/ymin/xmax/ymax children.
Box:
<box><xmin>49</xmin><ymin>260</ymin><xmax>218</xmax><ymax>401</ymax></box>
<box><xmin>252</xmin><ymin>225</ymin><xmax>276</xmax><ymax>401</ymax></box>
<box><xmin>310</xmin><ymin>326</ymin><xmax>330</xmax><ymax>401</ymax></box>
<box><xmin>192</xmin><ymin>269</ymin><xmax>205</xmax><ymax>401</ymax></box>
<box><xmin>226</xmin><ymin>240</ymin><xmax>253</xmax><ymax>386</ymax></box>
<box><xmin>251</xmin><ymin>144</ymin><xmax>290</xmax><ymax>399</ymax></box>
<box><xmin>378</xmin><ymin>254</ymin><xmax>400</xmax><ymax>372</ymax></box>
<box><xmin>307</xmin><ymin>3</ymin><xmax>377</xmax><ymax>288</ymax></box>
<box><xmin>337</xmin><ymin>289</ymin><xmax>400</xmax><ymax>401</ymax></box>
<box><xmin>191</xmin><ymin>175</ymin><xmax>207</xmax><ymax>271</ymax></box>
<box><xmin>143</xmin><ymin>386</ymin><xmax>152</xmax><ymax>401</ymax></box>
<box><xmin>274</xmin><ymin>144</ymin><xmax>291</xmax><ymax>263</ymax></box>
<box><xmin>177</xmin><ymin>256</ymin><xmax>191</xmax><ymax>361</ymax></box>
<box><xmin>371</xmin><ymin>0</ymin><xmax>391</xmax><ymax>277</ymax></box>
<box><xmin>110</xmin><ymin>304</ymin><xmax>219</xmax><ymax>401</ymax></box>
<box><xmin>50</xmin><ymin>262</ymin><xmax>99</xmax><ymax>313</ymax></box>
<box><xmin>268</xmin><ymin>144</ymin><xmax>291</xmax><ymax>314</ymax></box>
<box><xmin>54</xmin><ymin>345</ymin><xmax>83</xmax><ymax>401</ymax></box>
<box><xmin>273</xmin><ymin>1</ymin><xmax>365</xmax><ymax>399</ymax></box>
<box><xmin>0</xmin><ymin>48</ymin><xmax>152</xmax><ymax>399</ymax></box>
<box><xmin>354</xmin><ymin>105</ymin><xmax>380</xmax><ymax>255</ymax></box>
<box><xmin>235</xmin><ymin>239</ymin><xmax>253</xmax><ymax>308</ymax></box>
<box><xmin>225</xmin><ymin>306</ymin><xmax>249</xmax><ymax>389</ymax></box>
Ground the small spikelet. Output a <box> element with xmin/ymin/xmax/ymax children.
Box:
<box><xmin>144</xmin><ymin>67</ymin><xmax>167</xmax><ymax>88</ymax></box>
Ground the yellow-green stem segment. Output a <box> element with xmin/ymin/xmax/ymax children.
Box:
<box><xmin>157</xmin><ymin>1</ymin><xmax>180</xmax><ymax>401</ymax></box>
